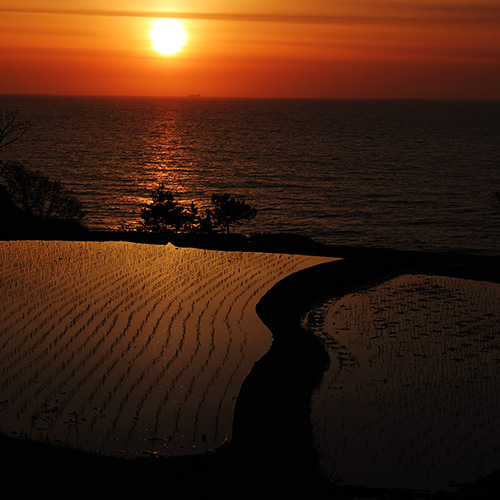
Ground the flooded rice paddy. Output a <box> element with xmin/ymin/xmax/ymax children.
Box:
<box><xmin>3</xmin><ymin>240</ymin><xmax>500</xmax><ymax>493</ymax></box>
<box><xmin>305</xmin><ymin>274</ymin><xmax>500</xmax><ymax>491</ymax></box>
<box><xmin>0</xmin><ymin>240</ymin><xmax>331</xmax><ymax>458</ymax></box>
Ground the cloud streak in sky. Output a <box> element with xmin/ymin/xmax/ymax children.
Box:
<box><xmin>1</xmin><ymin>5</ymin><xmax>500</xmax><ymax>26</ymax></box>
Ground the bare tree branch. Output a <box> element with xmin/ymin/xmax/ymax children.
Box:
<box><xmin>0</xmin><ymin>109</ymin><xmax>33</xmax><ymax>153</ymax></box>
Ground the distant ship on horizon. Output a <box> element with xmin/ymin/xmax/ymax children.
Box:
<box><xmin>187</xmin><ymin>94</ymin><xmax>202</xmax><ymax>98</ymax></box>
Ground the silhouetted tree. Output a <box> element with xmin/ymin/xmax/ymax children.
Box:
<box><xmin>140</xmin><ymin>183</ymin><xmax>190</xmax><ymax>233</ymax></box>
<box><xmin>140</xmin><ymin>185</ymin><xmax>257</xmax><ymax>235</ymax></box>
<box><xmin>0</xmin><ymin>109</ymin><xmax>32</xmax><ymax>153</ymax></box>
<box><xmin>0</xmin><ymin>109</ymin><xmax>86</xmax><ymax>232</ymax></box>
<box><xmin>183</xmin><ymin>201</ymin><xmax>214</xmax><ymax>234</ymax></box>
<box><xmin>0</xmin><ymin>161</ymin><xmax>86</xmax><ymax>223</ymax></box>
<box><xmin>210</xmin><ymin>193</ymin><xmax>257</xmax><ymax>234</ymax></box>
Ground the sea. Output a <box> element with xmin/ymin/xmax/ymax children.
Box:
<box><xmin>1</xmin><ymin>95</ymin><xmax>499</xmax><ymax>256</ymax></box>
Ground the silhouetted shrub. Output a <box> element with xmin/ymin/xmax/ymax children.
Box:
<box><xmin>0</xmin><ymin>162</ymin><xmax>86</xmax><ymax>223</ymax></box>
<box><xmin>209</xmin><ymin>193</ymin><xmax>258</xmax><ymax>234</ymax></box>
<box><xmin>1</xmin><ymin>108</ymin><xmax>86</xmax><ymax>233</ymax></box>
<box><xmin>139</xmin><ymin>185</ymin><xmax>257</xmax><ymax>235</ymax></box>
<box><xmin>140</xmin><ymin>183</ymin><xmax>214</xmax><ymax>234</ymax></box>
<box><xmin>140</xmin><ymin>184</ymin><xmax>187</xmax><ymax>233</ymax></box>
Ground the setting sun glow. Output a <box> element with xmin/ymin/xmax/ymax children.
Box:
<box><xmin>0</xmin><ymin>1</ymin><xmax>499</xmax><ymax>98</ymax></box>
<box><xmin>150</xmin><ymin>19</ymin><xmax>187</xmax><ymax>56</ymax></box>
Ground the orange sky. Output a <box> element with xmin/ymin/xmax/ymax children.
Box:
<box><xmin>1</xmin><ymin>0</ymin><xmax>499</xmax><ymax>99</ymax></box>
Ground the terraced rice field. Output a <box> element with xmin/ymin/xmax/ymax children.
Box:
<box><xmin>0</xmin><ymin>240</ymin><xmax>332</xmax><ymax>458</ymax></box>
<box><xmin>305</xmin><ymin>274</ymin><xmax>500</xmax><ymax>491</ymax></box>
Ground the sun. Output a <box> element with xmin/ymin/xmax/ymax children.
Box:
<box><xmin>150</xmin><ymin>19</ymin><xmax>187</xmax><ymax>56</ymax></box>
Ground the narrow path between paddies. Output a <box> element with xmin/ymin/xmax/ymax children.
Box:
<box><xmin>0</xmin><ymin>240</ymin><xmax>334</xmax><ymax>458</ymax></box>
<box><xmin>226</xmin><ymin>255</ymin><xmax>402</xmax><ymax>496</ymax></box>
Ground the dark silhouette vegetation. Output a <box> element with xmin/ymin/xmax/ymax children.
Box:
<box><xmin>0</xmin><ymin>109</ymin><xmax>86</xmax><ymax>235</ymax></box>
<box><xmin>210</xmin><ymin>192</ymin><xmax>258</xmax><ymax>234</ymax></box>
<box><xmin>0</xmin><ymin>162</ymin><xmax>85</xmax><ymax>222</ymax></box>
<box><xmin>0</xmin><ymin>109</ymin><xmax>32</xmax><ymax>152</ymax></box>
<box><xmin>140</xmin><ymin>183</ymin><xmax>257</xmax><ymax>235</ymax></box>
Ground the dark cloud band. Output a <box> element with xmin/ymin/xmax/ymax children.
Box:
<box><xmin>1</xmin><ymin>5</ymin><xmax>499</xmax><ymax>26</ymax></box>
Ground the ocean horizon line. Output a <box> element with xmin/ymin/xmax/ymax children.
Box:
<box><xmin>2</xmin><ymin>93</ymin><xmax>500</xmax><ymax>103</ymax></box>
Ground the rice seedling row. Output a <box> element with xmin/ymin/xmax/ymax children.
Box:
<box><xmin>0</xmin><ymin>243</ymin><xmax>151</xmax><ymax>382</ymax></box>
<box><xmin>304</xmin><ymin>274</ymin><xmax>500</xmax><ymax>491</ymax></box>
<box><xmin>1</xmin><ymin>241</ymin><xmax>331</xmax><ymax>457</ymax></box>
